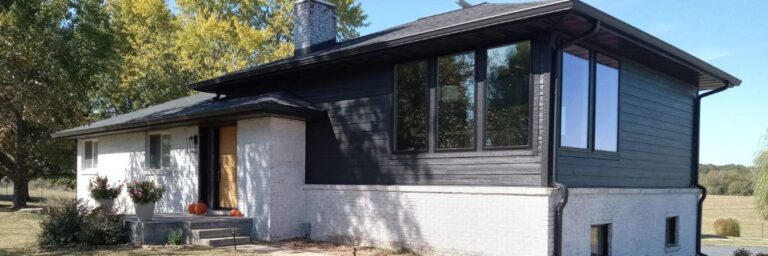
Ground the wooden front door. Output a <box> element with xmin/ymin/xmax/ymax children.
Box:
<box><xmin>218</xmin><ymin>126</ymin><xmax>237</xmax><ymax>208</ymax></box>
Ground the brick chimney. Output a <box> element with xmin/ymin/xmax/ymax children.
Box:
<box><xmin>293</xmin><ymin>0</ymin><xmax>337</xmax><ymax>56</ymax></box>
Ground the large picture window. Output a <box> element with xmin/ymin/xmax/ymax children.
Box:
<box><xmin>485</xmin><ymin>41</ymin><xmax>531</xmax><ymax>147</ymax></box>
<box><xmin>392</xmin><ymin>40</ymin><xmax>531</xmax><ymax>153</ymax></box>
<box><xmin>394</xmin><ymin>60</ymin><xmax>429</xmax><ymax>151</ymax></box>
<box><xmin>437</xmin><ymin>52</ymin><xmax>476</xmax><ymax>149</ymax></box>
<box><xmin>560</xmin><ymin>46</ymin><xmax>620</xmax><ymax>152</ymax></box>
<box><xmin>148</xmin><ymin>134</ymin><xmax>171</xmax><ymax>169</ymax></box>
<box><xmin>83</xmin><ymin>140</ymin><xmax>98</xmax><ymax>169</ymax></box>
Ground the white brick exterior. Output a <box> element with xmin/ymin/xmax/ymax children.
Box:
<box><xmin>76</xmin><ymin>126</ymin><xmax>199</xmax><ymax>214</ymax></box>
<box><xmin>237</xmin><ymin>117</ymin><xmax>306</xmax><ymax>241</ymax></box>
<box><xmin>562</xmin><ymin>188</ymin><xmax>699</xmax><ymax>256</ymax></box>
<box><xmin>304</xmin><ymin>185</ymin><xmax>557</xmax><ymax>256</ymax></box>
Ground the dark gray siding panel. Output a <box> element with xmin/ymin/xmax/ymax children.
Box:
<box><xmin>557</xmin><ymin>61</ymin><xmax>696</xmax><ymax>188</ymax></box>
<box><xmin>293</xmin><ymin>60</ymin><xmax>547</xmax><ymax>186</ymax></box>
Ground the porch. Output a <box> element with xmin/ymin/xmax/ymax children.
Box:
<box><xmin>123</xmin><ymin>213</ymin><xmax>254</xmax><ymax>246</ymax></box>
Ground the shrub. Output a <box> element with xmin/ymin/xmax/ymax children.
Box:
<box><xmin>38</xmin><ymin>199</ymin><xmax>88</xmax><ymax>247</ymax></box>
<box><xmin>734</xmin><ymin>248</ymin><xmax>752</xmax><ymax>256</ymax></box>
<box><xmin>89</xmin><ymin>176</ymin><xmax>123</xmax><ymax>200</ymax></box>
<box><xmin>127</xmin><ymin>180</ymin><xmax>165</xmax><ymax>204</ymax></box>
<box><xmin>167</xmin><ymin>228</ymin><xmax>185</xmax><ymax>245</ymax></box>
<box><xmin>80</xmin><ymin>207</ymin><xmax>125</xmax><ymax>245</ymax></box>
<box><xmin>714</xmin><ymin>217</ymin><xmax>741</xmax><ymax>237</ymax></box>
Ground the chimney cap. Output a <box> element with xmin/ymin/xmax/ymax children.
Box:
<box><xmin>296</xmin><ymin>0</ymin><xmax>336</xmax><ymax>7</ymax></box>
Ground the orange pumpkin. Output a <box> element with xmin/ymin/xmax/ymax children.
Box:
<box><xmin>230</xmin><ymin>208</ymin><xmax>242</xmax><ymax>217</ymax></box>
<box><xmin>188</xmin><ymin>201</ymin><xmax>208</xmax><ymax>215</ymax></box>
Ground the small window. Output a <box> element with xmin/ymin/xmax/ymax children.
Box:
<box><xmin>83</xmin><ymin>140</ymin><xmax>98</xmax><ymax>169</ymax></box>
<box><xmin>666</xmin><ymin>216</ymin><xmax>678</xmax><ymax>247</ymax></box>
<box><xmin>437</xmin><ymin>51</ymin><xmax>476</xmax><ymax>149</ymax></box>
<box><xmin>591</xmin><ymin>224</ymin><xmax>610</xmax><ymax>256</ymax></box>
<box><xmin>560</xmin><ymin>46</ymin><xmax>590</xmax><ymax>149</ymax></box>
<box><xmin>394</xmin><ymin>60</ymin><xmax>429</xmax><ymax>151</ymax></box>
<box><xmin>485</xmin><ymin>41</ymin><xmax>531</xmax><ymax>147</ymax></box>
<box><xmin>148</xmin><ymin>134</ymin><xmax>171</xmax><ymax>169</ymax></box>
<box><xmin>594</xmin><ymin>54</ymin><xmax>619</xmax><ymax>152</ymax></box>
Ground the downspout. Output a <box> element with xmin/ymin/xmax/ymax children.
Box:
<box><xmin>549</xmin><ymin>20</ymin><xmax>601</xmax><ymax>256</ymax></box>
<box><xmin>693</xmin><ymin>82</ymin><xmax>731</xmax><ymax>256</ymax></box>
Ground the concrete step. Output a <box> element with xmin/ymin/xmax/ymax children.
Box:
<box><xmin>197</xmin><ymin>236</ymin><xmax>251</xmax><ymax>247</ymax></box>
<box><xmin>188</xmin><ymin>218</ymin><xmax>252</xmax><ymax>230</ymax></box>
<box><xmin>191</xmin><ymin>228</ymin><xmax>244</xmax><ymax>240</ymax></box>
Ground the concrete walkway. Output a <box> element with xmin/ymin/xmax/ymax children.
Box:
<box><xmin>703</xmin><ymin>245</ymin><xmax>768</xmax><ymax>256</ymax></box>
<box><xmin>220</xmin><ymin>244</ymin><xmax>327</xmax><ymax>255</ymax></box>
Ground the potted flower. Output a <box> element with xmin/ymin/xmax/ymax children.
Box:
<box><xmin>127</xmin><ymin>180</ymin><xmax>165</xmax><ymax>221</ymax></box>
<box><xmin>88</xmin><ymin>176</ymin><xmax>122</xmax><ymax>211</ymax></box>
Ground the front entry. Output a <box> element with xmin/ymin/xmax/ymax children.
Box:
<box><xmin>199</xmin><ymin>125</ymin><xmax>238</xmax><ymax>210</ymax></box>
<box><xmin>218</xmin><ymin>126</ymin><xmax>238</xmax><ymax>208</ymax></box>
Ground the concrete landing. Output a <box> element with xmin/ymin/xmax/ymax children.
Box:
<box><xmin>123</xmin><ymin>213</ymin><xmax>253</xmax><ymax>245</ymax></box>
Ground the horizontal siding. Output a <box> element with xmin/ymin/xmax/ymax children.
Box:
<box><xmin>557</xmin><ymin>61</ymin><xmax>696</xmax><ymax>188</ymax></box>
<box><xmin>288</xmin><ymin>63</ymin><xmax>544</xmax><ymax>186</ymax></box>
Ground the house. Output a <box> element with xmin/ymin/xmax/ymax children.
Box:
<box><xmin>53</xmin><ymin>0</ymin><xmax>741</xmax><ymax>255</ymax></box>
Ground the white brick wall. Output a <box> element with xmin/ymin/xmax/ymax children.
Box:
<box><xmin>237</xmin><ymin>117</ymin><xmax>306</xmax><ymax>240</ymax></box>
<box><xmin>303</xmin><ymin>185</ymin><xmax>556</xmax><ymax>256</ymax></box>
<box><xmin>76</xmin><ymin>126</ymin><xmax>199</xmax><ymax>214</ymax></box>
<box><xmin>562</xmin><ymin>188</ymin><xmax>699</xmax><ymax>256</ymax></box>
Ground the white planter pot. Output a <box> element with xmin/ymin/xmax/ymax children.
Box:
<box><xmin>134</xmin><ymin>203</ymin><xmax>155</xmax><ymax>221</ymax></box>
<box><xmin>94</xmin><ymin>198</ymin><xmax>115</xmax><ymax>210</ymax></box>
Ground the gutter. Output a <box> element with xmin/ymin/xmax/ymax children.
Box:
<box><xmin>692</xmin><ymin>83</ymin><xmax>732</xmax><ymax>256</ymax></box>
<box><xmin>549</xmin><ymin>20</ymin><xmax>601</xmax><ymax>256</ymax></box>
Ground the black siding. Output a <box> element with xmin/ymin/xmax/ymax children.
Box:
<box><xmin>557</xmin><ymin>61</ymin><xmax>696</xmax><ymax>187</ymax></box>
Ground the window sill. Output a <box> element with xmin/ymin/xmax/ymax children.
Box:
<box><xmin>559</xmin><ymin>148</ymin><xmax>620</xmax><ymax>161</ymax></box>
<box><xmin>145</xmin><ymin>169</ymin><xmax>172</xmax><ymax>176</ymax></box>
<box><xmin>665</xmin><ymin>245</ymin><xmax>680</xmax><ymax>253</ymax></box>
<box><xmin>80</xmin><ymin>169</ymin><xmax>98</xmax><ymax>175</ymax></box>
<box><xmin>390</xmin><ymin>148</ymin><xmax>535</xmax><ymax>159</ymax></box>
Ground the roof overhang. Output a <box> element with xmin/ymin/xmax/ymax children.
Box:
<box><xmin>188</xmin><ymin>0</ymin><xmax>739</xmax><ymax>93</ymax></box>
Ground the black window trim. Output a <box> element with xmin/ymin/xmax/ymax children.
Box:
<box><xmin>558</xmin><ymin>44</ymin><xmax>621</xmax><ymax>157</ymax></box>
<box><xmin>435</xmin><ymin>50</ymin><xmax>478</xmax><ymax>152</ymax></box>
<box><xmin>392</xmin><ymin>39</ymin><xmax>534</xmax><ymax>154</ymax></box>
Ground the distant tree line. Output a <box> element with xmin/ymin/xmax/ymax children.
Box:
<box><xmin>699</xmin><ymin>163</ymin><xmax>754</xmax><ymax>196</ymax></box>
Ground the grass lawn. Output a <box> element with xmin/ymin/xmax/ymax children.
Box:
<box><xmin>702</xmin><ymin>195</ymin><xmax>768</xmax><ymax>247</ymax></box>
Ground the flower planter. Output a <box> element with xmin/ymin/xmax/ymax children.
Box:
<box><xmin>134</xmin><ymin>202</ymin><xmax>155</xmax><ymax>221</ymax></box>
<box><xmin>94</xmin><ymin>198</ymin><xmax>115</xmax><ymax>210</ymax></box>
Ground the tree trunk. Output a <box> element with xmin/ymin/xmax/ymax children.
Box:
<box><xmin>12</xmin><ymin>180</ymin><xmax>28</xmax><ymax>208</ymax></box>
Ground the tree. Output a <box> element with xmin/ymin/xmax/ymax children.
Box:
<box><xmin>0</xmin><ymin>0</ymin><xmax>116</xmax><ymax>208</ymax></box>
<box><xmin>754</xmin><ymin>130</ymin><xmax>768</xmax><ymax>219</ymax></box>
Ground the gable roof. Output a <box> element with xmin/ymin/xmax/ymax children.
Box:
<box><xmin>189</xmin><ymin>0</ymin><xmax>740</xmax><ymax>92</ymax></box>
<box><xmin>52</xmin><ymin>92</ymin><xmax>321</xmax><ymax>139</ymax></box>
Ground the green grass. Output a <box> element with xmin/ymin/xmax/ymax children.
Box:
<box><xmin>702</xmin><ymin>195</ymin><xmax>768</xmax><ymax>247</ymax></box>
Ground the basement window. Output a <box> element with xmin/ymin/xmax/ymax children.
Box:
<box><xmin>83</xmin><ymin>140</ymin><xmax>98</xmax><ymax>170</ymax></box>
<box><xmin>591</xmin><ymin>224</ymin><xmax>610</xmax><ymax>256</ymax></box>
<box><xmin>666</xmin><ymin>216</ymin><xmax>679</xmax><ymax>247</ymax></box>
<box><xmin>148</xmin><ymin>134</ymin><xmax>171</xmax><ymax>169</ymax></box>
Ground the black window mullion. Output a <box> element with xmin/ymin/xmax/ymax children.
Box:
<box><xmin>428</xmin><ymin>58</ymin><xmax>437</xmax><ymax>153</ymax></box>
<box><xmin>588</xmin><ymin>50</ymin><xmax>597</xmax><ymax>151</ymax></box>
<box><xmin>476</xmin><ymin>49</ymin><xmax>486</xmax><ymax>152</ymax></box>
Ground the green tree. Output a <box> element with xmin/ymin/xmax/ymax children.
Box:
<box><xmin>754</xmin><ymin>130</ymin><xmax>768</xmax><ymax>219</ymax></box>
<box><xmin>0</xmin><ymin>0</ymin><xmax>117</xmax><ymax>207</ymax></box>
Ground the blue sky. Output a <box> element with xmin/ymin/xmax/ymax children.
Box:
<box><xmin>358</xmin><ymin>0</ymin><xmax>768</xmax><ymax>166</ymax></box>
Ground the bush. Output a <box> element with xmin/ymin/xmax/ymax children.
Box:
<box><xmin>38</xmin><ymin>199</ymin><xmax>88</xmax><ymax>247</ymax></box>
<box><xmin>127</xmin><ymin>180</ymin><xmax>165</xmax><ymax>204</ymax></box>
<box><xmin>167</xmin><ymin>228</ymin><xmax>184</xmax><ymax>245</ymax></box>
<box><xmin>734</xmin><ymin>248</ymin><xmax>752</xmax><ymax>256</ymax></box>
<box><xmin>80</xmin><ymin>207</ymin><xmax>125</xmax><ymax>245</ymax></box>
<box><xmin>714</xmin><ymin>217</ymin><xmax>741</xmax><ymax>237</ymax></box>
<box><xmin>89</xmin><ymin>176</ymin><xmax>123</xmax><ymax>200</ymax></box>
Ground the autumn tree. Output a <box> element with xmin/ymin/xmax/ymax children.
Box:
<box><xmin>0</xmin><ymin>0</ymin><xmax>117</xmax><ymax>207</ymax></box>
<box><xmin>753</xmin><ymin>130</ymin><xmax>768</xmax><ymax>218</ymax></box>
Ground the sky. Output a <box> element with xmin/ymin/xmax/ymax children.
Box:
<box><xmin>357</xmin><ymin>0</ymin><xmax>768</xmax><ymax>166</ymax></box>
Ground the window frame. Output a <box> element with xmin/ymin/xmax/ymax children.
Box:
<box><xmin>591</xmin><ymin>223</ymin><xmax>611</xmax><ymax>256</ymax></box>
<box><xmin>393</xmin><ymin>59</ymin><xmax>431</xmax><ymax>153</ymax></box>
<box><xmin>82</xmin><ymin>139</ymin><xmax>98</xmax><ymax>171</ymax></box>
<box><xmin>147</xmin><ymin>132</ymin><xmax>172</xmax><ymax>170</ymax></box>
<box><xmin>665</xmin><ymin>216</ymin><xmax>679</xmax><ymax>248</ymax></box>
<box><xmin>391</xmin><ymin>39</ymin><xmax>534</xmax><ymax>154</ymax></box>
<box><xmin>558</xmin><ymin>44</ymin><xmax>621</xmax><ymax>156</ymax></box>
